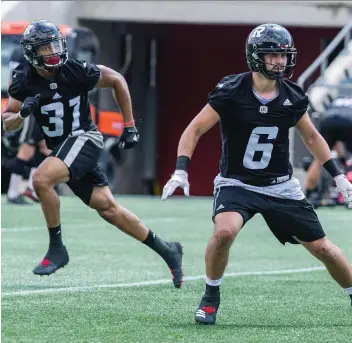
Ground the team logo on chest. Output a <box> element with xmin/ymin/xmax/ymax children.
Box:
<box><xmin>50</xmin><ymin>83</ymin><xmax>58</xmax><ymax>89</ymax></box>
<box><xmin>259</xmin><ymin>106</ymin><xmax>268</xmax><ymax>114</ymax></box>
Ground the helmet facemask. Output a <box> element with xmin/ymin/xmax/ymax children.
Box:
<box><xmin>23</xmin><ymin>36</ymin><xmax>68</xmax><ymax>72</ymax></box>
<box><xmin>251</xmin><ymin>47</ymin><xmax>296</xmax><ymax>80</ymax></box>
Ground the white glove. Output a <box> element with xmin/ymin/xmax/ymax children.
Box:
<box><xmin>334</xmin><ymin>174</ymin><xmax>352</xmax><ymax>209</ymax></box>
<box><xmin>161</xmin><ymin>170</ymin><xmax>190</xmax><ymax>201</ymax></box>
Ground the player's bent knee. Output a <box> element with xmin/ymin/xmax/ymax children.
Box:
<box><xmin>89</xmin><ymin>188</ymin><xmax>119</xmax><ymax>222</ymax></box>
<box><xmin>97</xmin><ymin>202</ymin><xmax>119</xmax><ymax>222</ymax></box>
<box><xmin>303</xmin><ymin>237</ymin><xmax>337</xmax><ymax>261</ymax></box>
<box><xmin>214</xmin><ymin>227</ymin><xmax>237</xmax><ymax>245</ymax></box>
<box><xmin>213</xmin><ymin>212</ymin><xmax>243</xmax><ymax>245</ymax></box>
<box><xmin>32</xmin><ymin>171</ymin><xmax>51</xmax><ymax>193</ymax></box>
<box><xmin>214</xmin><ymin>212</ymin><xmax>243</xmax><ymax>234</ymax></box>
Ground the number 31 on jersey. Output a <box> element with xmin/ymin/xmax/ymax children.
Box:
<box><xmin>40</xmin><ymin>96</ymin><xmax>81</xmax><ymax>137</ymax></box>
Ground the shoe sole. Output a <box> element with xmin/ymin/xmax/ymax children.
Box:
<box><xmin>33</xmin><ymin>262</ymin><xmax>69</xmax><ymax>276</ymax></box>
<box><xmin>195</xmin><ymin>319</ymin><xmax>216</xmax><ymax>325</ymax></box>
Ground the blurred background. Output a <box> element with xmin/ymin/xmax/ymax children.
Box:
<box><xmin>1</xmin><ymin>0</ymin><xmax>352</xmax><ymax>201</ymax></box>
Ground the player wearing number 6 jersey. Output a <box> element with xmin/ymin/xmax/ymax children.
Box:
<box><xmin>2</xmin><ymin>20</ymin><xmax>184</xmax><ymax>287</ymax></box>
<box><xmin>162</xmin><ymin>23</ymin><xmax>352</xmax><ymax>324</ymax></box>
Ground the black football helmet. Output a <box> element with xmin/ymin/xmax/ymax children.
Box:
<box><xmin>246</xmin><ymin>23</ymin><xmax>296</xmax><ymax>80</ymax></box>
<box><xmin>21</xmin><ymin>20</ymin><xmax>68</xmax><ymax>71</ymax></box>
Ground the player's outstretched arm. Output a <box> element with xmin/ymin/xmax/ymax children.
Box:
<box><xmin>2</xmin><ymin>96</ymin><xmax>24</xmax><ymax>132</ymax></box>
<box><xmin>96</xmin><ymin>65</ymin><xmax>134</xmax><ymax>125</ymax></box>
<box><xmin>296</xmin><ymin>112</ymin><xmax>352</xmax><ymax>208</ymax></box>
<box><xmin>161</xmin><ymin>104</ymin><xmax>220</xmax><ymax>200</ymax></box>
<box><xmin>96</xmin><ymin>65</ymin><xmax>139</xmax><ymax>149</ymax></box>
<box><xmin>177</xmin><ymin>104</ymin><xmax>220</xmax><ymax>159</ymax></box>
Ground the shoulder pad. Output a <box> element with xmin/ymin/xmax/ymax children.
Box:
<box><xmin>8</xmin><ymin>62</ymin><xmax>31</xmax><ymax>102</ymax></box>
<box><xmin>61</xmin><ymin>59</ymin><xmax>86</xmax><ymax>77</ymax></box>
<box><xmin>282</xmin><ymin>79</ymin><xmax>309</xmax><ymax>108</ymax></box>
<box><xmin>61</xmin><ymin>59</ymin><xmax>100</xmax><ymax>91</ymax></box>
<box><xmin>209</xmin><ymin>73</ymin><xmax>248</xmax><ymax>100</ymax></box>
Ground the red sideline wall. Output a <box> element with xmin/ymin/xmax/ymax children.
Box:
<box><xmin>156</xmin><ymin>24</ymin><xmax>339</xmax><ymax>195</ymax></box>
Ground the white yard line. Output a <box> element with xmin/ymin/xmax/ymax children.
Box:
<box><xmin>1</xmin><ymin>266</ymin><xmax>325</xmax><ymax>297</ymax></box>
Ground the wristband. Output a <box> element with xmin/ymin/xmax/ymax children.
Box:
<box><xmin>176</xmin><ymin>155</ymin><xmax>190</xmax><ymax>172</ymax></box>
<box><xmin>124</xmin><ymin>120</ymin><xmax>135</xmax><ymax>126</ymax></box>
<box><xmin>323</xmin><ymin>158</ymin><xmax>342</xmax><ymax>178</ymax></box>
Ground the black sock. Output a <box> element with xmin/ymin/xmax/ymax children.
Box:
<box><xmin>48</xmin><ymin>224</ymin><xmax>63</xmax><ymax>248</ymax></box>
<box><xmin>142</xmin><ymin>230</ymin><xmax>172</xmax><ymax>265</ymax></box>
<box><xmin>12</xmin><ymin>157</ymin><xmax>28</xmax><ymax>177</ymax></box>
<box><xmin>349</xmin><ymin>294</ymin><xmax>352</xmax><ymax>304</ymax></box>
<box><xmin>205</xmin><ymin>283</ymin><xmax>220</xmax><ymax>296</ymax></box>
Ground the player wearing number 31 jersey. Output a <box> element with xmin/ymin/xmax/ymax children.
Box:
<box><xmin>3</xmin><ymin>20</ymin><xmax>183</xmax><ymax>288</ymax></box>
<box><xmin>9</xmin><ymin>56</ymin><xmax>99</xmax><ymax>150</ymax></box>
<box><xmin>162</xmin><ymin>23</ymin><xmax>352</xmax><ymax>325</ymax></box>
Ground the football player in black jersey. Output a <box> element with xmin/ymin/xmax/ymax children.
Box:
<box><xmin>162</xmin><ymin>23</ymin><xmax>352</xmax><ymax>324</ymax></box>
<box><xmin>2</xmin><ymin>20</ymin><xmax>183</xmax><ymax>288</ymax></box>
<box><xmin>305</xmin><ymin>96</ymin><xmax>352</xmax><ymax>204</ymax></box>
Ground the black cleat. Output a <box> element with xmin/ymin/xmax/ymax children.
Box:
<box><xmin>195</xmin><ymin>294</ymin><xmax>220</xmax><ymax>325</ymax></box>
<box><xmin>165</xmin><ymin>242</ymin><xmax>184</xmax><ymax>288</ymax></box>
<box><xmin>33</xmin><ymin>245</ymin><xmax>69</xmax><ymax>276</ymax></box>
<box><xmin>7</xmin><ymin>195</ymin><xmax>32</xmax><ymax>205</ymax></box>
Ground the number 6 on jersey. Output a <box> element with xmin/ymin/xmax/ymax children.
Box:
<box><xmin>243</xmin><ymin>126</ymin><xmax>279</xmax><ymax>170</ymax></box>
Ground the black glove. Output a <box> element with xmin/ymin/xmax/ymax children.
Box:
<box><xmin>20</xmin><ymin>94</ymin><xmax>41</xmax><ymax>119</ymax></box>
<box><xmin>118</xmin><ymin>126</ymin><xmax>140</xmax><ymax>149</ymax></box>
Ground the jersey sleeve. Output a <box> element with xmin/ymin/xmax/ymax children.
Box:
<box><xmin>65</xmin><ymin>60</ymin><xmax>101</xmax><ymax>92</ymax></box>
<box><xmin>81</xmin><ymin>61</ymin><xmax>101</xmax><ymax>91</ymax></box>
<box><xmin>208</xmin><ymin>76</ymin><xmax>235</xmax><ymax>118</ymax></box>
<box><xmin>292</xmin><ymin>93</ymin><xmax>309</xmax><ymax>124</ymax></box>
<box><xmin>8</xmin><ymin>66</ymin><xmax>27</xmax><ymax>102</ymax></box>
<box><xmin>284</xmin><ymin>80</ymin><xmax>310</xmax><ymax>124</ymax></box>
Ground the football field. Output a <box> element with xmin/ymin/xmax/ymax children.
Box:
<box><xmin>2</xmin><ymin>195</ymin><xmax>352</xmax><ymax>343</ymax></box>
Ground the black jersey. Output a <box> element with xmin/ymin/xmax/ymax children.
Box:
<box><xmin>208</xmin><ymin>72</ymin><xmax>308</xmax><ymax>186</ymax></box>
<box><xmin>8</xmin><ymin>59</ymin><xmax>100</xmax><ymax>149</ymax></box>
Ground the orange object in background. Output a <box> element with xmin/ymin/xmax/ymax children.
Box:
<box><xmin>90</xmin><ymin>105</ymin><xmax>124</xmax><ymax>137</ymax></box>
<box><xmin>1</xmin><ymin>21</ymin><xmax>29</xmax><ymax>35</ymax></box>
<box><xmin>1</xmin><ymin>22</ymin><xmax>28</xmax><ymax>112</ymax></box>
<box><xmin>1</xmin><ymin>21</ymin><xmax>72</xmax><ymax>36</ymax></box>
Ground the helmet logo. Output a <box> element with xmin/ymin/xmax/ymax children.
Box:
<box><xmin>251</xmin><ymin>26</ymin><xmax>266</xmax><ymax>38</ymax></box>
